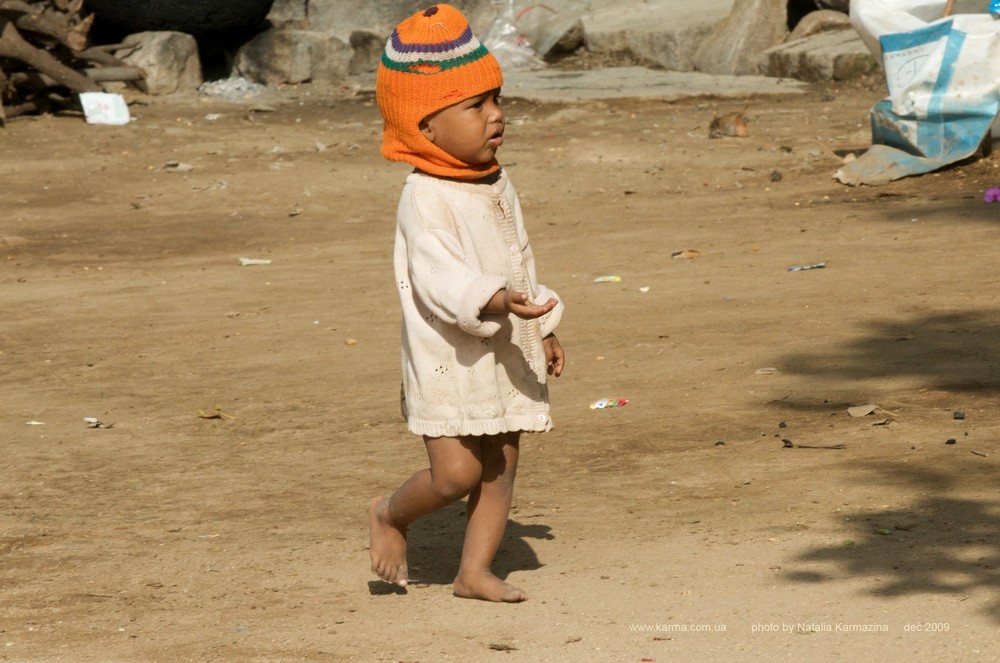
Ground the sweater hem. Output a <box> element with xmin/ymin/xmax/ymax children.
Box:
<box><xmin>407</xmin><ymin>414</ymin><xmax>552</xmax><ymax>438</ymax></box>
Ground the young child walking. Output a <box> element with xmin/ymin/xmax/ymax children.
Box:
<box><xmin>368</xmin><ymin>4</ymin><xmax>565</xmax><ymax>603</ymax></box>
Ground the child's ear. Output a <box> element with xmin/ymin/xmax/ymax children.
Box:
<box><xmin>419</xmin><ymin>119</ymin><xmax>434</xmax><ymax>143</ymax></box>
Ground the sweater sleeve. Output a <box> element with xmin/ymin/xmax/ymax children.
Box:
<box><xmin>535</xmin><ymin>284</ymin><xmax>564</xmax><ymax>338</ymax></box>
<box><xmin>400</xmin><ymin>186</ymin><xmax>508</xmax><ymax>338</ymax></box>
<box><xmin>518</xmin><ymin>230</ymin><xmax>563</xmax><ymax>338</ymax></box>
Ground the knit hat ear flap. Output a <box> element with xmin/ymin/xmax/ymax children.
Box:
<box><xmin>377</xmin><ymin>4</ymin><xmax>504</xmax><ymax>180</ymax></box>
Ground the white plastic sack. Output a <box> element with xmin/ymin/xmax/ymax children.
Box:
<box><xmin>482</xmin><ymin>0</ymin><xmax>585</xmax><ymax>71</ymax></box>
<box><xmin>483</xmin><ymin>0</ymin><xmax>546</xmax><ymax>71</ymax></box>
<box><xmin>837</xmin><ymin>0</ymin><xmax>1000</xmax><ymax>185</ymax></box>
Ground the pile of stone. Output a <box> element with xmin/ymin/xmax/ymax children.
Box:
<box><xmin>576</xmin><ymin>0</ymin><xmax>872</xmax><ymax>82</ymax></box>
<box><xmin>85</xmin><ymin>0</ymin><xmax>875</xmax><ymax>98</ymax></box>
<box><xmin>234</xmin><ymin>0</ymin><xmax>875</xmax><ymax>87</ymax></box>
<box><xmin>0</xmin><ymin>0</ymin><xmax>878</xmax><ymax>123</ymax></box>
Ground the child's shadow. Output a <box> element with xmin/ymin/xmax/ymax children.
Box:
<box><xmin>368</xmin><ymin>501</ymin><xmax>553</xmax><ymax>595</ymax></box>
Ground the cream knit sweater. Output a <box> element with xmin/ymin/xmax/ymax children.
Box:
<box><xmin>394</xmin><ymin>170</ymin><xmax>563</xmax><ymax>437</ymax></box>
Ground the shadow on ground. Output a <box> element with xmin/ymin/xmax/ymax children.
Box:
<box><xmin>779</xmin><ymin>310</ymin><xmax>1000</xmax><ymax>398</ymax></box>
<box><xmin>368</xmin><ymin>501</ymin><xmax>552</xmax><ymax>594</ymax></box>
<box><xmin>784</xmin><ymin>461</ymin><xmax>1000</xmax><ymax>622</ymax></box>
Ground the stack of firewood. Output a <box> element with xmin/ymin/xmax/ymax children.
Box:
<box><xmin>0</xmin><ymin>0</ymin><xmax>145</xmax><ymax>125</ymax></box>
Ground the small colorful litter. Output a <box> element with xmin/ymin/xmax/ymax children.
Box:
<box><xmin>590</xmin><ymin>398</ymin><xmax>629</xmax><ymax>409</ymax></box>
<box><xmin>984</xmin><ymin>188</ymin><xmax>1000</xmax><ymax>202</ymax></box>
<box><xmin>593</xmin><ymin>275</ymin><xmax>621</xmax><ymax>283</ymax></box>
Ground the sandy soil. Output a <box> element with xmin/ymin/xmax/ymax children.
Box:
<box><xmin>4</xmin><ymin>74</ymin><xmax>1000</xmax><ymax>662</ymax></box>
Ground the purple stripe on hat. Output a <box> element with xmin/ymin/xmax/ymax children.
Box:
<box><xmin>390</xmin><ymin>26</ymin><xmax>474</xmax><ymax>55</ymax></box>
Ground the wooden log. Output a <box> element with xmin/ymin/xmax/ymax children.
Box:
<box><xmin>76</xmin><ymin>44</ymin><xmax>132</xmax><ymax>67</ymax></box>
<box><xmin>0</xmin><ymin>1</ymin><xmax>34</xmax><ymax>15</ymax></box>
<box><xmin>9</xmin><ymin>69</ymin><xmax>50</xmax><ymax>87</ymax></box>
<box><xmin>76</xmin><ymin>48</ymin><xmax>148</xmax><ymax>92</ymax></box>
<box><xmin>15</xmin><ymin>64</ymin><xmax>144</xmax><ymax>83</ymax></box>
<box><xmin>0</xmin><ymin>17</ymin><xmax>100</xmax><ymax>92</ymax></box>
<box><xmin>83</xmin><ymin>64</ymin><xmax>144</xmax><ymax>82</ymax></box>
<box><xmin>82</xmin><ymin>41</ymin><xmax>132</xmax><ymax>54</ymax></box>
<box><xmin>4</xmin><ymin>96</ymin><xmax>51</xmax><ymax>118</ymax></box>
<box><xmin>0</xmin><ymin>1</ymin><xmax>40</xmax><ymax>17</ymax></box>
<box><xmin>13</xmin><ymin>63</ymin><xmax>147</xmax><ymax>91</ymax></box>
<box><xmin>0</xmin><ymin>0</ymin><xmax>93</xmax><ymax>52</ymax></box>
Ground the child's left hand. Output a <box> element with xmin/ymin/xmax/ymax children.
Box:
<box><xmin>543</xmin><ymin>333</ymin><xmax>565</xmax><ymax>377</ymax></box>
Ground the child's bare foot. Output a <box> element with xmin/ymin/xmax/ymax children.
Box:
<box><xmin>453</xmin><ymin>569</ymin><xmax>527</xmax><ymax>602</ymax></box>
<box><xmin>369</xmin><ymin>496</ymin><xmax>408</xmax><ymax>586</ymax></box>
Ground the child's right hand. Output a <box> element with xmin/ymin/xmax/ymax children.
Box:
<box><xmin>484</xmin><ymin>288</ymin><xmax>557</xmax><ymax>320</ymax></box>
<box><xmin>505</xmin><ymin>290</ymin><xmax>557</xmax><ymax>320</ymax></box>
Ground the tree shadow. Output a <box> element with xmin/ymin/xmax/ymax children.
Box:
<box><xmin>784</xmin><ymin>462</ymin><xmax>1000</xmax><ymax>621</ymax></box>
<box><xmin>368</xmin><ymin>501</ymin><xmax>552</xmax><ymax>595</ymax></box>
<box><xmin>778</xmin><ymin>310</ymin><xmax>1000</xmax><ymax>404</ymax></box>
<box><xmin>871</xmin><ymin>187</ymin><xmax>1000</xmax><ymax>226</ymax></box>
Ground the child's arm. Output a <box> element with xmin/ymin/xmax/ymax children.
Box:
<box><xmin>482</xmin><ymin>288</ymin><xmax>558</xmax><ymax>320</ymax></box>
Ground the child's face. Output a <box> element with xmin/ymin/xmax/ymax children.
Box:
<box><xmin>419</xmin><ymin>89</ymin><xmax>505</xmax><ymax>166</ymax></box>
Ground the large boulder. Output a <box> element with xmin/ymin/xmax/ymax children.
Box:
<box><xmin>789</xmin><ymin>9</ymin><xmax>852</xmax><ymax>41</ymax></box>
<box><xmin>692</xmin><ymin>0</ymin><xmax>788</xmax><ymax>75</ymax></box>
<box><xmin>582</xmin><ymin>1</ymin><xmax>733</xmax><ymax>71</ymax></box>
<box><xmin>759</xmin><ymin>28</ymin><xmax>877</xmax><ymax>81</ymax></box>
<box><xmin>117</xmin><ymin>31</ymin><xmax>202</xmax><ymax>94</ymax></box>
<box><xmin>234</xmin><ymin>28</ymin><xmax>352</xmax><ymax>85</ymax></box>
<box><xmin>305</xmin><ymin>0</ymin><xmax>495</xmax><ymax>42</ymax></box>
<box><xmin>268</xmin><ymin>0</ymin><xmax>308</xmax><ymax>27</ymax></box>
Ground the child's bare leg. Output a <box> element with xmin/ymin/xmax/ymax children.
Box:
<box><xmin>370</xmin><ymin>436</ymin><xmax>482</xmax><ymax>586</ymax></box>
<box><xmin>453</xmin><ymin>432</ymin><xmax>526</xmax><ymax>602</ymax></box>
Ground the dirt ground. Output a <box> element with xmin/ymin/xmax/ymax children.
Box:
<box><xmin>4</xmin><ymin>72</ymin><xmax>1000</xmax><ymax>662</ymax></box>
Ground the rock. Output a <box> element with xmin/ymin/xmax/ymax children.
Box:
<box><xmin>306</xmin><ymin>0</ymin><xmax>496</xmax><ymax>41</ymax></box>
<box><xmin>116</xmin><ymin>31</ymin><xmax>202</xmax><ymax>94</ymax></box>
<box><xmin>512</xmin><ymin>5</ymin><xmax>586</xmax><ymax>57</ymax></box>
<box><xmin>582</xmin><ymin>1</ymin><xmax>733</xmax><ymax>71</ymax></box>
<box><xmin>548</xmin><ymin>19</ymin><xmax>586</xmax><ymax>56</ymax></box>
<box><xmin>268</xmin><ymin>0</ymin><xmax>309</xmax><ymax>27</ymax></box>
<box><xmin>789</xmin><ymin>9</ymin><xmax>851</xmax><ymax>41</ymax></box>
<box><xmin>759</xmin><ymin>28</ymin><xmax>879</xmax><ymax>82</ymax></box>
<box><xmin>235</xmin><ymin>28</ymin><xmax>352</xmax><ymax>85</ymax></box>
<box><xmin>196</xmin><ymin>1</ymin><xmax>871</xmax><ymax>88</ymax></box>
<box><xmin>692</xmin><ymin>0</ymin><xmax>788</xmax><ymax>76</ymax></box>
<box><xmin>349</xmin><ymin>30</ymin><xmax>385</xmax><ymax>76</ymax></box>
<box><xmin>503</xmin><ymin>66</ymin><xmax>807</xmax><ymax>103</ymax></box>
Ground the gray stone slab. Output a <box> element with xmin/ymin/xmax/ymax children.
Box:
<box><xmin>300</xmin><ymin>0</ymin><xmax>737</xmax><ymax>73</ymax></box>
<box><xmin>760</xmin><ymin>29</ymin><xmax>879</xmax><ymax>83</ymax></box>
<box><xmin>304</xmin><ymin>0</ymin><xmax>497</xmax><ymax>41</ymax></box>
<box><xmin>692</xmin><ymin>0</ymin><xmax>788</xmax><ymax>76</ymax></box>
<box><xmin>118</xmin><ymin>31</ymin><xmax>202</xmax><ymax>95</ymax></box>
<box><xmin>503</xmin><ymin>66</ymin><xmax>808</xmax><ymax>103</ymax></box>
<box><xmin>582</xmin><ymin>0</ymin><xmax>734</xmax><ymax>71</ymax></box>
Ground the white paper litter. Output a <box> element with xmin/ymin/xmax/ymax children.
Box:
<box><xmin>79</xmin><ymin>92</ymin><xmax>131</xmax><ymax>125</ymax></box>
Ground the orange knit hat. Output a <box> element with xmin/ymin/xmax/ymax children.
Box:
<box><xmin>377</xmin><ymin>4</ymin><xmax>504</xmax><ymax>180</ymax></box>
